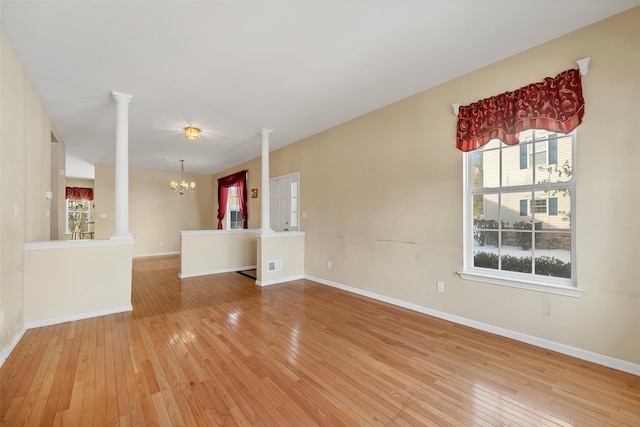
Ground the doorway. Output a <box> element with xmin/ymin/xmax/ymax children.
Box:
<box><xmin>269</xmin><ymin>172</ymin><xmax>299</xmax><ymax>232</ymax></box>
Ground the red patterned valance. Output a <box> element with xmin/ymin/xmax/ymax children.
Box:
<box><xmin>65</xmin><ymin>187</ymin><xmax>94</xmax><ymax>200</ymax></box>
<box><xmin>456</xmin><ymin>68</ymin><xmax>585</xmax><ymax>152</ymax></box>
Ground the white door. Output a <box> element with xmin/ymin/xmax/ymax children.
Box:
<box><xmin>269</xmin><ymin>172</ymin><xmax>299</xmax><ymax>232</ymax></box>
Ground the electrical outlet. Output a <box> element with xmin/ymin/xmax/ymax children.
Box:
<box><xmin>0</xmin><ymin>309</ymin><xmax>4</xmax><ymax>325</ymax></box>
<box><xmin>437</xmin><ymin>281</ymin><xmax>445</xmax><ymax>292</ymax></box>
<box><xmin>328</xmin><ymin>260</ymin><xmax>332</xmax><ymax>269</ymax></box>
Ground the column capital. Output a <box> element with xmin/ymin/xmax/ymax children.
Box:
<box><xmin>259</xmin><ymin>128</ymin><xmax>274</xmax><ymax>137</ymax></box>
<box><xmin>112</xmin><ymin>91</ymin><xmax>133</xmax><ymax>104</ymax></box>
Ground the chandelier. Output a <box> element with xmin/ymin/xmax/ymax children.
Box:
<box><xmin>184</xmin><ymin>126</ymin><xmax>201</xmax><ymax>141</ymax></box>
<box><xmin>170</xmin><ymin>160</ymin><xmax>196</xmax><ymax>195</ymax></box>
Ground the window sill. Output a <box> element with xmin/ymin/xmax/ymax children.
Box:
<box><xmin>458</xmin><ymin>270</ymin><xmax>584</xmax><ymax>297</ymax></box>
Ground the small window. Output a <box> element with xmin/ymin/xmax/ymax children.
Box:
<box><xmin>519</xmin><ymin>132</ymin><xmax>558</xmax><ymax>169</ymax></box>
<box><xmin>226</xmin><ymin>185</ymin><xmax>242</xmax><ymax>229</ymax></box>
<box><xmin>531</xmin><ymin>199</ymin><xmax>547</xmax><ymax>214</ymax></box>
<box><xmin>66</xmin><ymin>198</ymin><xmax>91</xmax><ymax>234</ymax></box>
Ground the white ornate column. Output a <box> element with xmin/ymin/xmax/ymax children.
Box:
<box><xmin>110</xmin><ymin>91</ymin><xmax>134</xmax><ymax>240</ymax></box>
<box><xmin>260</xmin><ymin>128</ymin><xmax>274</xmax><ymax>233</ymax></box>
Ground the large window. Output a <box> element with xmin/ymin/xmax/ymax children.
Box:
<box><xmin>461</xmin><ymin>130</ymin><xmax>580</xmax><ymax>296</ymax></box>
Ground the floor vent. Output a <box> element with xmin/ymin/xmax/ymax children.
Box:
<box><xmin>267</xmin><ymin>260</ymin><xmax>283</xmax><ymax>272</ymax></box>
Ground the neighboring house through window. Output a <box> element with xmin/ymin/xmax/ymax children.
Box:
<box><xmin>462</xmin><ymin>129</ymin><xmax>577</xmax><ymax>295</ymax></box>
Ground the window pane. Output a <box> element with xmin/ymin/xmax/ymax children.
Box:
<box><xmin>473</xmin><ymin>247</ymin><xmax>498</xmax><ymax>270</ymax></box>
<box><xmin>534</xmin><ymin>190</ymin><xmax>571</xmax><ymax>230</ymax></box>
<box><xmin>518</xmin><ymin>129</ymin><xmax>534</xmax><ymax>143</ymax></box>
<box><xmin>475</xmin><ymin>228</ymin><xmax>498</xmax><ymax>248</ymax></box>
<box><xmin>228</xmin><ymin>186</ymin><xmax>239</xmax><ymax>210</ymax></box>
<box><xmin>501</xmin><ymin>248</ymin><xmax>533</xmax><ymax>273</ymax></box>
<box><xmin>529</xmin><ymin>139</ymin><xmax>548</xmax><ymax>168</ymax></box>
<box><xmin>536</xmin><ymin>134</ymin><xmax>573</xmax><ymax>185</ymax></box>
<box><xmin>473</xmin><ymin>194</ymin><xmax>499</xmax><ymax>254</ymax></box>
<box><xmin>502</xmin><ymin>191</ymin><xmax>539</xmax><ymax>253</ymax></box>
<box><xmin>502</xmin><ymin>143</ymin><xmax>532</xmax><ymax>187</ymax></box>
<box><xmin>471</xmin><ymin>151</ymin><xmax>483</xmax><ymax>189</ymax></box>
<box><xmin>229</xmin><ymin>211</ymin><xmax>242</xmax><ymax>229</ymax></box>
<box><xmin>473</xmin><ymin>194</ymin><xmax>500</xmax><ymax>222</ymax></box>
<box><xmin>535</xmin><ymin>233</ymin><xmax>571</xmax><ymax>278</ymax></box>
<box><xmin>68</xmin><ymin>211</ymin><xmax>89</xmax><ymax>232</ymax></box>
<box><xmin>500</xmin><ymin>191</ymin><xmax>532</xmax><ymax>225</ymax></box>
<box><xmin>534</xmin><ymin>149</ymin><xmax>547</xmax><ymax>167</ymax></box>
<box><xmin>500</xmin><ymin>226</ymin><xmax>534</xmax><ymax>273</ymax></box>
<box><xmin>474</xmin><ymin>143</ymin><xmax>500</xmax><ymax>189</ymax></box>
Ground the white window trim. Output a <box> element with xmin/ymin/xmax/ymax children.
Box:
<box><xmin>458</xmin><ymin>271</ymin><xmax>583</xmax><ymax>297</ymax></box>
<box><xmin>458</xmin><ymin>131</ymin><xmax>583</xmax><ymax>298</ymax></box>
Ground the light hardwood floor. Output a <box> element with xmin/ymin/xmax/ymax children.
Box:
<box><xmin>1</xmin><ymin>255</ymin><xmax>639</xmax><ymax>426</ymax></box>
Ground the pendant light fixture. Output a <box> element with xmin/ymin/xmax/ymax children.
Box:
<box><xmin>170</xmin><ymin>160</ymin><xmax>196</xmax><ymax>195</ymax></box>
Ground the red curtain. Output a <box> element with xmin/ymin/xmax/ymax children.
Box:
<box><xmin>456</xmin><ymin>68</ymin><xmax>585</xmax><ymax>152</ymax></box>
<box><xmin>217</xmin><ymin>170</ymin><xmax>248</xmax><ymax>229</ymax></box>
<box><xmin>65</xmin><ymin>187</ymin><xmax>94</xmax><ymax>200</ymax></box>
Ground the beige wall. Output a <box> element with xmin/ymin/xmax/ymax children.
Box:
<box><xmin>214</xmin><ymin>9</ymin><xmax>640</xmax><ymax>364</ymax></box>
<box><xmin>94</xmin><ymin>164</ymin><xmax>216</xmax><ymax>255</ymax></box>
<box><xmin>179</xmin><ymin>230</ymin><xmax>258</xmax><ymax>278</ymax></box>
<box><xmin>50</xmin><ymin>138</ymin><xmax>66</xmax><ymax>240</ymax></box>
<box><xmin>0</xmin><ymin>28</ymin><xmax>63</xmax><ymax>356</ymax></box>
<box><xmin>66</xmin><ymin>178</ymin><xmax>94</xmax><ymax>188</ymax></box>
<box><xmin>257</xmin><ymin>232</ymin><xmax>305</xmax><ymax>286</ymax></box>
<box><xmin>24</xmin><ymin>241</ymin><xmax>134</xmax><ymax>323</ymax></box>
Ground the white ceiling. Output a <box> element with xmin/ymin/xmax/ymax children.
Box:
<box><xmin>2</xmin><ymin>1</ymin><xmax>638</xmax><ymax>178</ymax></box>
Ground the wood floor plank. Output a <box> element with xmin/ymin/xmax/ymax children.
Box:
<box><xmin>2</xmin><ymin>254</ymin><xmax>639</xmax><ymax>426</ymax></box>
<box><xmin>39</xmin><ymin>323</ymin><xmax>72</xmax><ymax>426</ymax></box>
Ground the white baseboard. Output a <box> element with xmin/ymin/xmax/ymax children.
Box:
<box><xmin>305</xmin><ymin>275</ymin><xmax>640</xmax><ymax>376</ymax></box>
<box><xmin>256</xmin><ymin>274</ymin><xmax>305</xmax><ymax>287</ymax></box>
<box><xmin>0</xmin><ymin>324</ymin><xmax>27</xmax><ymax>368</ymax></box>
<box><xmin>133</xmin><ymin>251</ymin><xmax>180</xmax><ymax>258</ymax></box>
<box><xmin>23</xmin><ymin>305</ymin><xmax>133</xmax><ymax>330</ymax></box>
<box><xmin>179</xmin><ymin>265</ymin><xmax>257</xmax><ymax>279</ymax></box>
